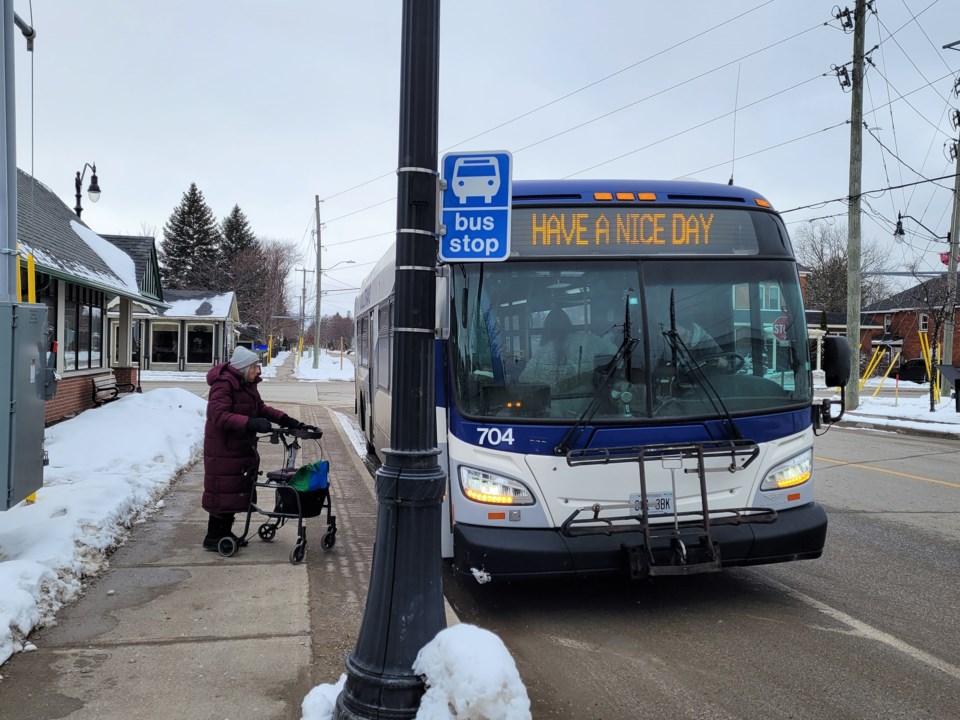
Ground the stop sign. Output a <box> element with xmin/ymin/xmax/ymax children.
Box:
<box><xmin>772</xmin><ymin>316</ymin><xmax>789</xmax><ymax>341</ymax></box>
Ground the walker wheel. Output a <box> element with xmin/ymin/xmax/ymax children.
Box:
<box><xmin>258</xmin><ymin>524</ymin><xmax>277</xmax><ymax>542</ymax></box>
<box><xmin>321</xmin><ymin>530</ymin><xmax>336</xmax><ymax>551</ymax></box>
<box><xmin>217</xmin><ymin>535</ymin><xmax>238</xmax><ymax>557</ymax></box>
<box><xmin>290</xmin><ymin>541</ymin><xmax>306</xmax><ymax>565</ymax></box>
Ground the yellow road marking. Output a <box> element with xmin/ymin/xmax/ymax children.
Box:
<box><xmin>816</xmin><ymin>456</ymin><xmax>960</xmax><ymax>489</ymax></box>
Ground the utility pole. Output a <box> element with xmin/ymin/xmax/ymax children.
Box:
<box><xmin>313</xmin><ymin>195</ymin><xmax>322</xmax><ymax>369</ymax></box>
<box><xmin>295</xmin><ymin>268</ymin><xmax>314</xmax><ymax>348</ymax></box>
<box><xmin>334</xmin><ymin>0</ymin><xmax>444</xmax><ymax>716</ymax></box>
<box><xmin>1</xmin><ymin>0</ymin><xmax>16</xmax><ymax>302</ymax></box>
<box><xmin>944</xmin><ymin>112</ymin><xmax>960</xmax><ymax>394</ymax></box>
<box><xmin>845</xmin><ymin>0</ymin><xmax>866</xmax><ymax>410</ymax></box>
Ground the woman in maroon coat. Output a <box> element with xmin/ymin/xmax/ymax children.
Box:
<box><xmin>202</xmin><ymin>346</ymin><xmax>305</xmax><ymax>550</ymax></box>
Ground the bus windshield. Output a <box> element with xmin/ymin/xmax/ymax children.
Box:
<box><xmin>450</xmin><ymin>257</ymin><xmax>810</xmax><ymax>422</ymax></box>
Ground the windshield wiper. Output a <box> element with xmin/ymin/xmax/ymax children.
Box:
<box><xmin>556</xmin><ymin>294</ymin><xmax>638</xmax><ymax>454</ymax></box>
<box><xmin>663</xmin><ymin>291</ymin><xmax>742</xmax><ymax>441</ymax></box>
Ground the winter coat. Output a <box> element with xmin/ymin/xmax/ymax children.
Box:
<box><xmin>202</xmin><ymin>362</ymin><xmax>286</xmax><ymax>514</ymax></box>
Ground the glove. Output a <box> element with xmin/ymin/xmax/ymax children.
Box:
<box><xmin>278</xmin><ymin>415</ymin><xmax>306</xmax><ymax>430</ymax></box>
<box><xmin>246</xmin><ymin>417</ymin><xmax>272</xmax><ymax>433</ymax></box>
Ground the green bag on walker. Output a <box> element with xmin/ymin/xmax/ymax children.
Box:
<box><xmin>289</xmin><ymin>459</ymin><xmax>329</xmax><ymax>492</ymax></box>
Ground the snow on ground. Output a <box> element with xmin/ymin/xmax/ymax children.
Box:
<box><xmin>293</xmin><ymin>349</ymin><xmax>354</xmax><ymax>381</ymax></box>
<box><xmin>0</xmin><ymin>388</ymin><xmax>206</xmax><ymax>666</ymax></box>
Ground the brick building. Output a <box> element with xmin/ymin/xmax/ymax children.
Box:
<box><xmin>863</xmin><ymin>275</ymin><xmax>959</xmax><ymax>368</ymax></box>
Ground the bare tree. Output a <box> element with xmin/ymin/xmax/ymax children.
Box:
<box><xmin>901</xmin><ymin>266</ymin><xmax>956</xmax><ymax>412</ymax></box>
<box><xmin>316</xmin><ymin>312</ymin><xmax>354</xmax><ymax>351</ymax></box>
<box><xmin>793</xmin><ymin>220</ymin><xmax>892</xmax><ymax>312</ymax></box>
<box><xmin>238</xmin><ymin>238</ymin><xmax>298</xmax><ymax>347</ymax></box>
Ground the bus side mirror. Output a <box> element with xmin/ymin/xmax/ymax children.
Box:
<box><xmin>817</xmin><ymin>336</ymin><xmax>851</xmax><ymax>426</ymax></box>
<box><xmin>822</xmin><ymin>336</ymin><xmax>851</xmax><ymax>387</ymax></box>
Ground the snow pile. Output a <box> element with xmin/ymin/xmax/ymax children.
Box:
<box><xmin>414</xmin><ymin>624</ymin><xmax>531</xmax><ymax>720</ymax></box>
<box><xmin>301</xmin><ymin>625</ymin><xmax>531</xmax><ymax>720</ymax></box>
<box><xmin>0</xmin><ymin>389</ymin><xmax>206</xmax><ymax>666</ymax></box>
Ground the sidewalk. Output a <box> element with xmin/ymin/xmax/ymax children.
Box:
<box><xmin>0</xmin><ymin>369</ymin><xmax>380</xmax><ymax>719</ymax></box>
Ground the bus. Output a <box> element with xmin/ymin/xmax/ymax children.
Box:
<box><xmin>355</xmin><ymin>179</ymin><xmax>850</xmax><ymax>581</ymax></box>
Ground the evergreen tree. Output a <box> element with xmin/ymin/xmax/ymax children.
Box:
<box><xmin>158</xmin><ymin>183</ymin><xmax>223</xmax><ymax>289</ymax></box>
<box><xmin>221</xmin><ymin>205</ymin><xmax>258</xmax><ymax>261</ymax></box>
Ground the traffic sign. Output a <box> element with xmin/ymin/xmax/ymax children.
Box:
<box><xmin>772</xmin><ymin>316</ymin><xmax>789</xmax><ymax>342</ymax></box>
<box><xmin>440</xmin><ymin>151</ymin><xmax>512</xmax><ymax>262</ymax></box>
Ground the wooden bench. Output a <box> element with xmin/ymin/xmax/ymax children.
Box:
<box><xmin>92</xmin><ymin>370</ymin><xmax>136</xmax><ymax>406</ymax></box>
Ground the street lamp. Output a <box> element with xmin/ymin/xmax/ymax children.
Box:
<box><xmin>313</xmin><ymin>258</ymin><xmax>354</xmax><ymax>368</ymax></box>
<box><xmin>893</xmin><ymin>212</ymin><xmax>950</xmax><ymax>243</ymax></box>
<box><xmin>894</xmin><ymin>212</ymin><xmax>958</xmax><ymax>396</ymax></box>
<box><xmin>74</xmin><ymin>162</ymin><xmax>101</xmax><ymax>219</ymax></box>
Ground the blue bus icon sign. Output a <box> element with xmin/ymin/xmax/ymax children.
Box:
<box><xmin>441</xmin><ymin>151</ymin><xmax>512</xmax><ymax>262</ymax></box>
<box><xmin>451</xmin><ymin>156</ymin><xmax>501</xmax><ymax>204</ymax></box>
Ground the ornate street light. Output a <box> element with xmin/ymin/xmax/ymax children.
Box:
<box><xmin>74</xmin><ymin>162</ymin><xmax>101</xmax><ymax>218</ymax></box>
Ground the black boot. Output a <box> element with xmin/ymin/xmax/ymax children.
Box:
<box><xmin>202</xmin><ymin>514</ymin><xmax>232</xmax><ymax>551</ymax></box>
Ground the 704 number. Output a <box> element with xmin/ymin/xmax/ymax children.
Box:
<box><xmin>476</xmin><ymin>427</ymin><xmax>515</xmax><ymax>446</ymax></box>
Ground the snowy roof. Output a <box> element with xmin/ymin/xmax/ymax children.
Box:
<box><xmin>159</xmin><ymin>290</ymin><xmax>239</xmax><ymax>321</ymax></box>
<box><xmin>15</xmin><ymin>169</ymin><xmax>162</xmax><ymax>305</ymax></box>
<box><xmin>100</xmin><ymin>234</ymin><xmax>164</xmax><ymax>302</ymax></box>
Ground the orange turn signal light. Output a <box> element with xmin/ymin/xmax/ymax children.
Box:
<box><xmin>754</xmin><ymin>198</ymin><xmax>772</xmax><ymax>208</ymax></box>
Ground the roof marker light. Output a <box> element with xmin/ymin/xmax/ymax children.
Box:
<box><xmin>754</xmin><ymin>198</ymin><xmax>772</xmax><ymax>208</ymax></box>
<box><xmin>616</xmin><ymin>192</ymin><xmax>634</xmax><ymax>201</ymax></box>
<box><xmin>637</xmin><ymin>192</ymin><xmax>657</xmax><ymax>201</ymax></box>
<box><xmin>594</xmin><ymin>192</ymin><xmax>613</xmax><ymax>201</ymax></box>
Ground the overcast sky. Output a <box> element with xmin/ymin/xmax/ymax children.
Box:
<box><xmin>11</xmin><ymin>0</ymin><xmax>960</xmax><ymax>315</ymax></box>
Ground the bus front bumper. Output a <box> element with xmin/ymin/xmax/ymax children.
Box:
<box><xmin>453</xmin><ymin>502</ymin><xmax>827</xmax><ymax>581</ymax></box>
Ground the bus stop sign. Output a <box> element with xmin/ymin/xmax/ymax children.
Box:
<box><xmin>440</xmin><ymin>151</ymin><xmax>512</xmax><ymax>262</ymax></box>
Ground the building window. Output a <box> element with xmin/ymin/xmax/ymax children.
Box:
<box><xmin>919</xmin><ymin>313</ymin><xmax>929</xmax><ymax>333</ymax></box>
<box><xmin>63</xmin><ymin>283</ymin><xmax>105</xmax><ymax>372</ymax></box>
<box><xmin>186</xmin><ymin>324</ymin><xmax>214</xmax><ymax>364</ymax></box>
<box><xmin>764</xmin><ymin>284</ymin><xmax>781</xmax><ymax>311</ymax></box>
<box><xmin>884</xmin><ymin>314</ymin><xmax>892</xmax><ymax>333</ymax></box>
<box><xmin>152</xmin><ymin>323</ymin><xmax>180</xmax><ymax>363</ymax></box>
<box><xmin>38</xmin><ymin>274</ymin><xmax>57</xmax><ymax>352</ymax></box>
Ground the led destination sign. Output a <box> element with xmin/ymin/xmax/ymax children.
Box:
<box><xmin>509</xmin><ymin>208</ymin><xmax>763</xmax><ymax>257</ymax></box>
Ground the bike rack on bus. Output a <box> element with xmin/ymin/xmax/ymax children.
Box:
<box><xmin>562</xmin><ymin>440</ymin><xmax>777</xmax><ymax>578</ymax></box>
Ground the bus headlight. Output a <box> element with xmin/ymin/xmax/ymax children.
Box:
<box><xmin>459</xmin><ymin>467</ymin><xmax>535</xmax><ymax>506</ymax></box>
<box><xmin>761</xmin><ymin>449</ymin><xmax>813</xmax><ymax>491</ymax></box>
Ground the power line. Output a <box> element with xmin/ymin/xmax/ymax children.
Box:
<box><xmin>318</xmin><ymin>0</ymin><xmax>782</xmax><ymax>204</ymax></box>
<box><xmin>780</xmin><ymin>171</ymin><xmax>959</xmax><ymax>214</ymax></box>
<box><xmin>565</xmin><ymin>72</ymin><xmax>827</xmax><ymax>177</ymax></box>
<box><xmin>675</xmin><ymin>120</ymin><xmax>849</xmax><ymax>180</ymax></box>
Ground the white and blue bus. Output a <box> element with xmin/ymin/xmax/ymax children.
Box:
<box><xmin>355</xmin><ymin>179</ymin><xmax>849</xmax><ymax>581</ymax></box>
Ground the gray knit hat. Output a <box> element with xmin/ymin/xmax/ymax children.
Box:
<box><xmin>229</xmin><ymin>346</ymin><xmax>260</xmax><ymax>371</ymax></box>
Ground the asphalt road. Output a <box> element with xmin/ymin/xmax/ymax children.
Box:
<box><xmin>443</xmin><ymin>425</ymin><xmax>960</xmax><ymax>719</ymax></box>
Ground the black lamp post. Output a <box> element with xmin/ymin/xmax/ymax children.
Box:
<box><xmin>74</xmin><ymin>162</ymin><xmax>101</xmax><ymax>219</ymax></box>
<box><xmin>334</xmin><ymin>0</ymin><xmax>445</xmax><ymax>717</ymax></box>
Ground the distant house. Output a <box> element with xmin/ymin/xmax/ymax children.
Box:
<box><xmin>864</xmin><ymin>275</ymin><xmax>959</xmax><ymax>366</ymax></box>
<box><xmin>109</xmin><ymin>290</ymin><xmax>240</xmax><ymax>372</ymax></box>
<box><xmin>15</xmin><ymin>169</ymin><xmax>166</xmax><ymax>424</ymax></box>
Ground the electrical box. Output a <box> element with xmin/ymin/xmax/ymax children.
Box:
<box><xmin>1</xmin><ymin>302</ymin><xmax>48</xmax><ymax>511</ymax></box>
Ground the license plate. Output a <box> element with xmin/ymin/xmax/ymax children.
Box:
<box><xmin>629</xmin><ymin>491</ymin><xmax>674</xmax><ymax>517</ymax></box>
